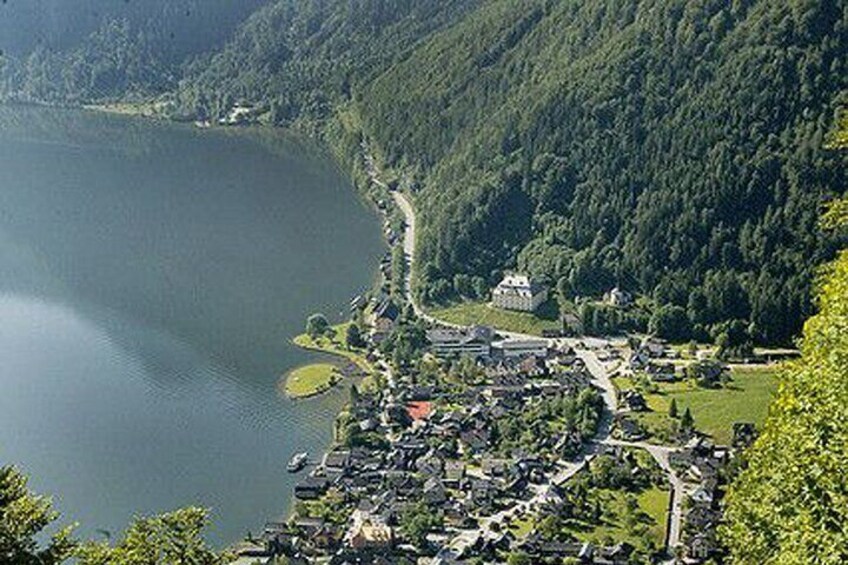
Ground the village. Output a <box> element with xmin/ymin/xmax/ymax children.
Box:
<box><xmin>234</xmin><ymin>277</ymin><xmax>768</xmax><ymax>564</ymax></box>
<box><xmin>235</xmin><ymin>219</ymin><xmax>776</xmax><ymax>565</ymax></box>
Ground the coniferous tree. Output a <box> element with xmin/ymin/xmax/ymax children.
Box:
<box><xmin>679</xmin><ymin>407</ymin><xmax>694</xmax><ymax>433</ymax></box>
<box><xmin>669</xmin><ymin>398</ymin><xmax>679</xmax><ymax>419</ymax></box>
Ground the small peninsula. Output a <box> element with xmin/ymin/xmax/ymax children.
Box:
<box><xmin>283</xmin><ymin>363</ymin><xmax>340</xmax><ymax>399</ymax></box>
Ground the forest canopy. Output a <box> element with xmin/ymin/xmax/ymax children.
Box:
<box><xmin>721</xmin><ymin>117</ymin><xmax>848</xmax><ymax>564</ymax></box>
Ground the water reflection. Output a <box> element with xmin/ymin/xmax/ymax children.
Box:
<box><xmin>0</xmin><ymin>106</ymin><xmax>382</xmax><ymax>543</ymax></box>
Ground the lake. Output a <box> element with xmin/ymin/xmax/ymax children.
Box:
<box><xmin>0</xmin><ymin>106</ymin><xmax>384</xmax><ymax>544</ymax></box>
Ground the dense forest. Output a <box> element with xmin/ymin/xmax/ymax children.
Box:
<box><xmin>721</xmin><ymin>123</ymin><xmax>847</xmax><ymax>563</ymax></box>
<box><xmin>358</xmin><ymin>0</ymin><xmax>848</xmax><ymax>345</ymax></box>
<box><xmin>171</xmin><ymin>0</ymin><xmax>483</xmax><ymax>124</ymax></box>
<box><xmin>0</xmin><ymin>0</ymin><xmax>265</xmax><ymax>101</ymax></box>
<box><xmin>2</xmin><ymin>0</ymin><xmax>846</xmax><ymax>345</ymax></box>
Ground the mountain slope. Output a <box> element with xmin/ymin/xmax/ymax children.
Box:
<box><xmin>0</xmin><ymin>0</ymin><xmax>267</xmax><ymax>101</ymax></box>
<box><xmin>172</xmin><ymin>0</ymin><xmax>483</xmax><ymax>123</ymax></box>
<box><xmin>356</xmin><ymin>0</ymin><xmax>847</xmax><ymax>343</ymax></box>
<box><xmin>722</xmin><ymin>127</ymin><xmax>848</xmax><ymax>563</ymax></box>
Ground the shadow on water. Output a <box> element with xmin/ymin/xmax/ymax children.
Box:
<box><xmin>0</xmin><ymin>105</ymin><xmax>384</xmax><ymax>544</ymax></box>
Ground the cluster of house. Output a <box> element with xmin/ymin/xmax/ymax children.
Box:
<box><xmin>674</xmin><ymin>426</ymin><xmax>758</xmax><ymax>564</ymax></box>
<box><xmin>669</xmin><ymin>435</ymin><xmax>735</xmax><ymax>563</ymax></box>
<box><xmin>627</xmin><ymin>338</ymin><xmax>681</xmax><ymax>382</ymax></box>
<box><xmin>609</xmin><ymin>337</ymin><xmax>757</xmax><ymax>564</ymax></box>
<box><xmin>348</xmin><ymin>291</ymin><xmax>405</xmax><ymax>347</ymax></box>
<box><xmin>232</xmin><ymin>334</ymin><xmax>606</xmax><ymax>563</ymax></box>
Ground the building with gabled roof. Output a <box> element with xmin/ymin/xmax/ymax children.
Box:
<box><xmin>492</xmin><ymin>273</ymin><xmax>548</xmax><ymax>312</ymax></box>
<box><xmin>427</xmin><ymin>325</ymin><xmax>493</xmax><ymax>358</ymax></box>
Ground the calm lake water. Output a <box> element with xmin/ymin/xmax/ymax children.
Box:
<box><xmin>0</xmin><ymin>106</ymin><xmax>383</xmax><ymax>544</ymax></box>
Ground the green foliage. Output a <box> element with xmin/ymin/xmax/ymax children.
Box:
<box><xmin>531</xmin><ymin>468</ymin><xmax>664</xmax><ymax>560</ymax></box>
<box><xmin>506</xmin><ymin>552</ymin><xmax>533</xmax><ymax>565</ymax></box>
<box><xmin>685</xmin><ymin>359</ymin><xmax>730</xmax><ymax>389</ymax></box>
<box><xmin>0</xmin><ymin>466</ymin><xmax>76</xmax><ymax>565</ymax></box>
<box><xmin>1</xmin><ymin>466</ymin><xmax>226</xmax><ymax>565</ymax></box>
<box><xmin>76</xmin><ymin>507</ymin><xmax>228</xmax><ymax>565</ymax></box>
<box><xmin>379</xmin><ymin>320</ymin><xmax>427</xmax><ymax>369</ymax></box>
<box><xmin>446</xmin><ymin>356</ymin><xmax>486</xmax><ymax>387</ymax></box>
<box><xmin>721</xmin><ymin>193</ymin><xmax>848</xmax><ymax>563</ymax></box>
<box><xmin>173</xmin><ymin>0</ymin><xmax>481</xmax><ymax>125</ymax></box>
<box><xmin>306</xmin><ymin>312</ymin><xmax>330</xmax><ymax>338</ymax></box>
<box><xmin>713</xmin><ymin>319</ymin><xmax>755</xmax><ymax>360</ymax></box>
<box><xmin>293</xmin><ymin>490</ymin><xmax>350</xmax><ymax>527</ymax></box>
<box><xmin>390</xmin><ymin>243</ymin><xmax>408</xmax><ymax>300</ymax></box>
<box><xmin>0</xmin><ymin>1</ymin><xmax>266</xmax><ymax>103</ymax></box>
<box><xmin>493</xmin><ymin>387</ymin><xmax>604</xmax><ymax>457</ymax></box>
<box><xmin>649</xmin><ymin>304</ymin><xmax>691</xmax><ymax>341</ymax></box>
<box><xmin>579</xmin><ymin>300</ymin><xmax>650</xmax><ymax>336</ymax></box>
<box><xmin>357</xmin><ymin>0</ymin><xmax>847</xmax><ymax>345</ymax></box>
<box><xmin>345</xmin><ymin>322</ymin><xmax>364</xmax><ymax>348</ymax></box>
<box><xmin>679</xmin><ymin>407</ymin><xmax>694</xmax><ymax>433</ymax></box>
<box><xmin>4</xmin><ymin>0</ymin><xmax>846</xmax><ymax>346</ymax></box>
<box><xmin>399</xmin><ymin>501</ymin><xmax>443</xmax><ymax>548</ymax></box>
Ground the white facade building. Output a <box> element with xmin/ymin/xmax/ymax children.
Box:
<box><xmin>492</xmin><ymin>274</ymin><xmax>548</xmax><ymax>312</ymax></box>
<box><xmin>493</xmin><ymin>338</ymin><xmax>550</xmax><ymax>358</ymax></box>
<box><xmin>427</xmin><ymin>325</ymin><xmax>493</xmax><ymax>358</ymax></box>
<box><xmin>604</xmin><ymin>286</ymin><xmax>633</xmax><ymax>307</ymax></box>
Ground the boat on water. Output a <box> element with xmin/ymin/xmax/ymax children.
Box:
<box><xmin>287</xmin><ymin>452</ymin><xmax>309</xmax><ymax>473</ymax></box>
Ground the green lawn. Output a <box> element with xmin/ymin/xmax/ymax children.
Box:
<box><xmin>565</xmin><ymin>486</ymin><xmax>668</xmax><ymax>552</ymax></box>
<box><xmin>429</xmin><ymin>299</ymin><xmax>562</xmax><ymax>336</ymax></box>
<box><xmin>284</xmin><ymin>364</ymin><xmax>340</xmax><ymax>398</ymax></box>
<box><xmin>617</xmin><ymin>367</ymin><xmax>779</xmax><ymax>444</ymax></box>
<box><xmin>637</xmin><ymin>486</ymin><xmax>670</xmax><ymax>544</ymax></box>
<box><xmin>292</xmin><ymin>322</ymin><xmax>373</xmax><ymax>373</ymax></box>
<box><xmin>292</xmin><ymin>322</ymin><xmax>382</xmax><ymax>392</ymax></box>
<box><xmin>507</xmin><ymin>515</ymin><xmax>535</xmax><ymax>539</ymax></box>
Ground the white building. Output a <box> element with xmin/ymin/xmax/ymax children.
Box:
<box><xmin>604</xmin><ymin>286</ymin><xmax>633</xmax><ymax>307</ymax></box>
<box><xmin>219</xmin><ymin>103</ymin><xmax>257</xmax><ymax>126</ymax></box>
<box><xmin>492</xmin><ymin>274</ymin><xmax>548</xmax><ymax>312</ymax></box>
<box><xmin>427</xmin><ymin>325</ymin><xmax>493</xmax><ymax>358</ymax></box>
<box><xmin>493</xmin><ymin>338</ymin><xmax>550</xmax><ymax>358</ymax></box>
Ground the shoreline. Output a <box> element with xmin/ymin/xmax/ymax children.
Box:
<box><xmin>282</xmin><ymin>363</ymin><xmax>342</xmax><ymax>400</ymax></box>
<box><xmin>82</xmin><ymin>101</ymin><xmax>164</xmax><ymax>118</ymax></box>
<box><xmin>25</xmin><ymin>98</ymin><xmax>400</xmax><ymax>549</ymax></box>
<box><xmin>0</xmin><ymin>100</ymin><xmax>388</xmax><ymax>550</ymax></box>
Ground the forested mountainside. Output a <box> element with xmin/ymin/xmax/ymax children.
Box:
<box><xmin>0</xmin><ymin>0</ymin><xmax>266</xmax><ymax>101</ymax></box>
<box><xmin>358</xmin><ymin>0</ymin><xmax>848</xmax><ymax>345</ymax></box>
<box><xmin>3</xmin><ymin>0</ymin><xmax>846</xmax><ymax>345</ymax></box>
<box><xmin>171</xmin><ymin>0</ymin><xmax>483</xmax><ymax>123</ymax></box>
<box><xmin>722</xmin><ymin>122</ymin><xmax>848</xmax><ymax>562</ymax></box>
